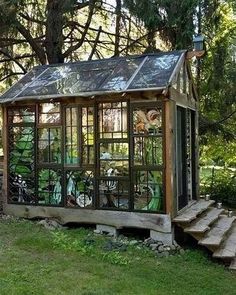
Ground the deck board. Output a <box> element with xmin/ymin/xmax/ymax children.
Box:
<box><xmin>213</xmin><ymin>225</ymin><xmax>236</xmax><ymax>259</ymax></box>
<box><xmin>173</xmin><ymin>200</ymin><xmax>215</xmax><ymax>223</ymax></box>
<box><xmin>199</xmin><ymin>216</ymin><xmax>236</xmax><ymax>247</ymax></box>
<box><xmin>184</xmin><ymin>208</ymin><xmax>224</xmax><ymax>234</ymax></box>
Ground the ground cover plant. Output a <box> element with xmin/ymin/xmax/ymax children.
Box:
<box><xmin>0</xmin><ymin>217</ymin><xmax>236</xmax><ymax>295</ymax></box>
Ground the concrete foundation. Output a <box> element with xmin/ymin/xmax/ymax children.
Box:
<box><xmin>150</xmin><ymin>229</ymin><xmax>174</xmax><ymax>245</ymax></box>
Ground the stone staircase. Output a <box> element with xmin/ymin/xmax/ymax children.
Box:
<box><xmin>173</xmin><ymin>199</ymin><xmax>236</xmax><ymax>270</ymax></box>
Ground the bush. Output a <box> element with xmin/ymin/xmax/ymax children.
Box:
<box><xmin>200</xmin><ymin>167</ymin><xmax>236</xmax><ymax>207</ymax></box>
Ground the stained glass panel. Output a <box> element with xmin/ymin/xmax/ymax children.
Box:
<box><xmin>133</xmin><ymin>107</ymin><xmax>162</xmax><ymax>135</ymax></box>
<box><xmin>66</xmin><ymin>170</ymin><xmax>94</xmax><ymax>208</ymax></box>
<box><xmin>134</xmin><ymin>170</ymin><xmax>163</xmax><ymax>211</ymax></box>
<box><xmin>99</xmin><ymin>179</ymin><xmax>129</xmax><ymax>209</ymax></box>
<box><xmin>38</xmin><ymin>169</ymin><xmax>62</xmax><ymax>205</ymax></box>
<box><xmin>134</xmin><ymin>137</ymin><xmax>162</xmax><ymax>166</ymax></box>
<box><xmin>8</xmin><ymin>126</ymin><xmax>35</xmax><ymax>203</ymax></box>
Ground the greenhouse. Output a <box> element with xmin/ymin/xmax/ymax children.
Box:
<box><xmin>0</xmin><ymin>50</ymin><xmax>199</xmax><ymax>237</ymax></box>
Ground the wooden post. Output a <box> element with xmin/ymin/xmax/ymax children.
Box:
<box><xmin>164</xmin><ymin>99</ymin><xmax>174</xmax><ymax>217</ymax></box>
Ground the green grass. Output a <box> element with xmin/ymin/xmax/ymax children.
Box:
<box><xmin>0</xmin><ymin>218</ymin><xmax>236</xmax><ymax>295</ymax></box>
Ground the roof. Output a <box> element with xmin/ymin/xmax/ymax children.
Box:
<box><xmin>0</xmin><ymin>50</ymin><xmax>186</xmax><ymax>103</ymax></box>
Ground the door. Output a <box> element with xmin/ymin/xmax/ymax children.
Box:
<box><xmin>176</xmin><ymin>106</ymin><xmax>188</xmax><ymax>211</ymax></box>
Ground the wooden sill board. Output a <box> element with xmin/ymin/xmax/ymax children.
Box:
<box><xmin>173</xmin><ymin>200</ymin><xmax>215</xmax><ymax>223</ymax></box>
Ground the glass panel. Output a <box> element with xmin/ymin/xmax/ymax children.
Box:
<box><xmin>8</xmin><ymin>106</ymin><xmax>35</xmax><ymax>124</ymax></box>
<box><xmin>99</xmin><ymin>102</ymin><xmax>127</xmax><ymax>138</ymax></box>
<box><xmin>100</xmin><ymin>142</ymin><xmax>129</xmax><ymax>160</ymax></box>
<box><xmin>39</xmin><ymin>103</ymin><xmax>60</xmax><ymax>124</ymax></box>
<box><xmin>18</xmin><ymin>60</ymin><xmax>118</xmax><ymax>97</ymax></box>
<box><xmin>100</xmin><ymin>58</ymin><xmax>142</xmax><ymax>91</ymax></box>
<box><xmin>82</xmin><ymin>107</ymin><xmax>94</xmax><ymax>165</ymax></box>
<box><xmin>8</xmin><ymin>126</ymin><xmax>35</xmax><ymax>203</ymax></box>
<box><xmin>134</xmin><ymin>171</ymin><xmax>163</xmax><ymax>211</ymax></box>
<box><xmin>99</xmin><ymin>179</ymin><xmax>129</xmax><ymax>209</ymax></box>
<box><xmin>65</xmin><ymin>107</ymin><xmax>78</xmax><ymax>164</ymax></box>
<box><xmin>66</xmin><ymin>170</ymin><xmax>94</xmax><ymax>208</ymax></box>
<box><xmin>38</xmin><ymin>128</ymin><xmax>61</xmax><ymax>163</ymax></box>
<box><xmin>38</xmin><ymin>169</ymin><xmax>62</xmax><ymax>205</ymax></box>
<box><xmin>133</xmin><ymin>107</ymin><xmax>162</xmax><ymax>135</ymax></box>
<box><xmin>1</xmin><ymin>67</ymin><xmax>46</xmax><ymax>99</ymax></box>
<box><xmin>134</xmin><ymin>137</ymin><xmax>162</xmax><ymax>165</ymax></box>
<box><xmin>100</xmin><ymin>161</ymin><xmax>129</xmax><ymax>177</ymax></box>
<box><xmin>128</xmin><ymin>53</ymin><xmax>181</xmax><ymax>89</ymax></box>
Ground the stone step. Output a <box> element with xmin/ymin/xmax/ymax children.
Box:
<box><xmin>199</xmin><ymin>216</ymin><xmax>236</xmax><ymax>247</ymax></box>
<box><xmin>213</xmin><ymin>225</ymin><xmax>236</xmax><ymax>259</ymax></box>
<box><xmin>229</xmin><ymin>258</ymin><xmax>236</xmax><ymax>270</ymax></box>
<box><xmin>173</xmin><ymin>200</ymin><xmax>215</xmax><ymax>223</ymax></box>
<box><xmin>184</xmin><ymin>208</ymin><xmax>224</xmax><ymax>234</ymax></box>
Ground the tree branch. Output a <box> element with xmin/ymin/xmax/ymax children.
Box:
<box><xmin>0</xmin><ymin>72</ymin><xmax>24</xmax><ymax>82</ymax></box>
<box><xmin>0</xmin><ymin>49</ymin><xmax>27</xmax><ymax>74</ymax></box>
<box><xmin>14</xmin><ymin>20</ymin><xmax>46</xmax><ymax>64</ymax></box>
<box><xmin>63</xmin><ymin>0</ymin><xmax>96</xmax><ymax>58</ymax></box>
<box><xmin>88</xmin><ymin>26</ymin><xmax>102</xmax><ymax>60</ymax></box>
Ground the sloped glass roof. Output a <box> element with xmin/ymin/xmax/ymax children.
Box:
<box><xmin>0</xmin><ymin>51</ymin><xmax>185</xmax><ymax>103</ymax></box>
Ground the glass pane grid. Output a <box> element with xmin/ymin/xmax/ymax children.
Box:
<box><xmin>82</xmin><ymin>107</ymin><xmax>94</xmax><ymax>165</ymax></box>
<box><xmin>38</xmin><ymin>128</ymin><xmax>61</xmax><ymax>163</ymax></box>
<box><xmin>38</xmin><ymin>169</ymin><xmax>62</xmax><ymax>205</ymax></box>
<box><xmin>65</xmin><ymin>107</ymin><xmax>79</xmax><ymax>164</ymax></box>
<box><xmin>99</xmin><ymin>179</ymin><xmax>129</xmax><ymax>209</ymax></box>
<box><xmin>99</xmin><ymin>102</ymin><xmax>127</xmax><ymax>139</ymax></box>
<box><xmin>66</xmin><ymin>170</ymin><xmax>94</xmax><ymax>208</ymax></box>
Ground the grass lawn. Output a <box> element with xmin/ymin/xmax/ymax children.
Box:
<box><xmin>0</xmin><ymin>218</ymin><xmax>235</xmax><ymax>295</ymax></box>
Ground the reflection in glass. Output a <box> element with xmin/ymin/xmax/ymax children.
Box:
<box><xmin>65</xmin><ymin>107</ymin><xmax>78</xmax><ymax>164</ymax></box>
<box><xmin>100</xmin><ymin>160</ymin><xmax>129</xmax><ymax>177</ymax></box>
<box><xmin>100</xmin><ymin>142</ymin><xmax>129</xmax><ymax>160</ymax></box>
<box><xmin>8</xmin><ymin>126</ymin><xmax>35</xmax><ymax>203</ymax></box>
<box><xmin>128</xmin><ymin>53</ymin><xmax>180</xmax><ymax>89</ymax></box>
<box><xmin>99</xmin><ymin>179</ymin><xmax>129</xmax><ymax>209</ymax></box>
<box><xmin>100</xmin><ymin>58</ymin><xmax>141</xmax><ymax>90</ymax></box>
<box><xmin>38</xmin><ymin>128</ymin><xmax>61</xmax><ymax>163</ymax></box>
<box><xmin>38</xmin><ymin>169</ymin><xmax>62</xmax><ymax>204</ymax></box>
<box><xmin>66</xmin><ymin>170</ymin><xmax>94</xmax><ymax>208</ymax></box>
<box><xmin>39</xmin><ymin>102</ymin><xmax>60</xmax><ymax>124</ymax></box>
<box><xmin>8</xmin><ymin>107</ymin><xmax>35</xmax><ymax>124</ymax></box>
<box><xmin>2</xmin><ymin>67</ymin><xmax>46</xmax><ymax>99</ymax></box>
<box><xmin>134</xmin><ymin>171</ymin><xmax>163</xmax><ymax>211</ymax></box>
<box><xmin>134</xmin><ymin>137</ymin><xmax>162</xmax><ymax>165</ymax></box>
<box><xmin>82</xmin><ymin>107</ymin><xmax>94</xmax><ymax>165</ymax></box>
<box><xmin>99</xmin><ymin>102</ymin><xmax>127</xmax><ymax>138</ymax></box>
<box><xmin>133</xmin><ymin>107</ymin><xmax>162</xmax><ymax>135</ymax></box>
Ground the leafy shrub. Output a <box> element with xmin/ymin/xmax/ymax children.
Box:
<box><xmin>200</xmin><ymin>167</ymin><xmax>236</xmax><ymax>207</ymax></box>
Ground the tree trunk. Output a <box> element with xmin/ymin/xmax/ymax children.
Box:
<box><xmin>114</xmin><ymin>0</ymin><xmax>121</xmax><ymax>56</ymax></box>
<box><xmin>45</xmin><ymin>0</ymin><xmax>64</xmax><ymax>64</ymax></box>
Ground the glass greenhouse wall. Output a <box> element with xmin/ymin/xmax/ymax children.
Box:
<box><xmin>7</xmin><ymin>100</ymin><xmax>164</xmax><ymax>213</ymax></box>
